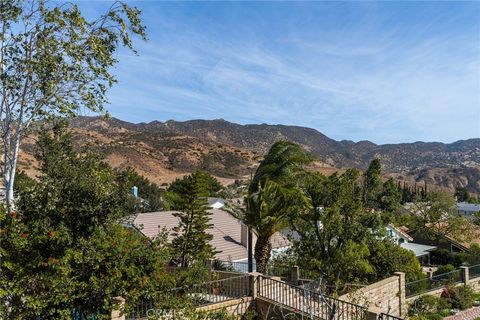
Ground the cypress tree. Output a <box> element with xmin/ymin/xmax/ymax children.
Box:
<box><xmin>363</xmin><ymin>159</ymin><xmax>382</xmax><ymax>208</ymax></box>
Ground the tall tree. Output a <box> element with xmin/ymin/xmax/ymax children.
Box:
<box><xmin>245</xmin><ymin>180</ymin><xmax>307</xmax><ymax>273</ymax></box>
<box><xmin>168</xmin><ymin>170</ymin><xmax>223</xmax><ymax>198</ymax></box>
<box><xmin>454</xmin><ymin>187</ymin><xmax>470</xmax><ymax>202</ymax></box>
<box><xmin>248</xmin><ymin>141</ymin><xmax>313</xmax><ymax>194</ymax></box>
<box><xmin>0</xmin><ymin>0</ymin><xmax>146</xmax><ymax>208</ymax></box>
<box><xmin>409</xmin><ymin>190</ymin><xmax>475</xmax><ymax>243</ymax></box>
<box><xmin>246</xmin><ymin>141</ymin><xmax>312</xmax><ymax>273</ymax></box>
<box><xmin>291</xmin><ymin>169</ymin><xmax>421</xmax><ymax>290</ymax></box>
<box><xmin>170</xmin><ymin>172</ymin><xmax>217</xmax><ymax>268</ymax></box>
<box><xmin>362</xmin><ymin>158</ymin><xmax>382</xmax><ymax>208</ymax></box>
<box><xmin>379</xmin><ymin>178</ymin><xmax>402</xmax><ymax>213</ymax></box>
<box><xmin>292</xmin><ymin>169</ymin><xmax>376</xmax><ymax>290</ymax></box>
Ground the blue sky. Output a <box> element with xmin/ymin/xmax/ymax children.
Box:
<box><xmin>78</xmin><ymin>1</ymin><xmax>479</xmax><ymax>144</ymax></box>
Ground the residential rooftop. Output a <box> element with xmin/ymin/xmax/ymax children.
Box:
<box><xmin>132</xmin><ymin>208</ymin><xmax>290</xmax><ymax>261</ymax></box>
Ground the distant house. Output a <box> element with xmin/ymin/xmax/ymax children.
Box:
<box><xmin>405</xmin><ymin>223</ymin><xmax>480</xmax><ymax>254</ymax></box>
<box><xmin>442</xmin><ymin>225</ymin><xmax>480</xmax><ymax>252</ymax></box>
<box><xmin>386</xmin><ymin>224</ymin><xmax>413</xmax><ymax>245</ymax></box>
<box><xmin>386</xmin><ymin>224</ymin><xmax>436</xmax><ymax>264</ymax></box>
<box><xmin>457</xmin><ymin>202</ymin><xmax>480</xmax><ymax>218</ymax></box>
<box><xmin>129</xmin><ymin>208</ymin><xmax>290</xmax><ymax>261</ymax></box>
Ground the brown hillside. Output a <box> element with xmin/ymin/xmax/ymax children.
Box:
<box><xmin>17</xmin><ymin>116</ymin><xmax>480</xmax><ymax>194</ymax></box>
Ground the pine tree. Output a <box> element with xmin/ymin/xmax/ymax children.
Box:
<box><xmin>170</xmin><ymin>172</ymin><xmax>217</xmax><ymax>267</ymax></box>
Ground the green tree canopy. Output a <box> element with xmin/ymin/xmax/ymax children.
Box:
<box><xmin>379</xmin><ymin>178</ymin><xmax>402</xmax><ymax>214</ymax></box>
<box><xmin>454</xmin><ymin>187</ymin><xmax>470</xmax><ymax>202</ymax></box>
<box><xmin>291</xmin><ymin>169</ymin><xmax>421</xmax><ymax>291</ymax></box>
<box><xmin>168</xmin><ymin>170</ymin><xmax>223</xmax><ymax>199</ymax></box>
<box><xmin>409</xmin><ymin>190</ymin><xmax>475</xmax><ymax>243</ymax></box>
<box><xmin>245</xmin><ymin>179</ymin><xmax>308</xmax><ymax>273</ymax></box>
<box><xmin>362</xmin><ymin>158</ymin><xmax>382</xmax><ymax>208</ymax></box>
<box><xmin>248</xmin><ymin>141</ymin><xmax>314</xmax><ymax>194</ymax></box>
<box><xmin>1</xmin><ymin>126</ymin><xmax>174</xmax><ymax>319</ymax></box>
<box><xmin>117</xmin><ymin>167</ymin><xmax>165</xmax><ymax>212</ymax></box>
<box><xmin>0</xmin><ymin>0</ymin><xmax>146</xmax><ymax>207</ymax></box>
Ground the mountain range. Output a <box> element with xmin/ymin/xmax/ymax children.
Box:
<box><xmin>18</xmin><ymin>116</ymin><xmax>480</xmax><ymax>195</ymax></box>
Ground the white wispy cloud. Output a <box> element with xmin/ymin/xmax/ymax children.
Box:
<box><xmin>98</xmin><ymin>1</ymin><xmax>479</xmax><ymax>144</ymax></box>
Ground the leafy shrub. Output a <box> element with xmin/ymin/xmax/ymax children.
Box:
<box><xmin>430</xmin><ymin>249</ymin><xmax>462</xmax><ymax>267</ymax></box>
<box><xmin>434</xmin><ymin>264</ymin><xmax>456</xmax><ymax>275</ymax></box>
<box><xmin>448</xmin><ymin>285</ymin><xmax>475</xmax><ymax>310</ymax></box>
<box><xmin>410</xmin><ymin>313</ymin><xmax>448</xmax><ymax>320</ymax></box>
<box><xmin>409</xmin><ymin>295</ymin><xmax>450</xmax><ymax>317</ymax></box>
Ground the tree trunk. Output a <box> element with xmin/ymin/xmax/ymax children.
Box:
<box><xmin>3</xmin><ymin>131</ymin><xmax>21</xmax><ymax>210</ymax></box>
<box><xmin>254</xmin><ymin>235</ymin><xmax>272</xmax><ymax>274</ymax></box>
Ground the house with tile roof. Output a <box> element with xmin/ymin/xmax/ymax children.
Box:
<box><xmin>129</xmin><ymin>208</ymin><xmax>290</xmax><ymax>261</ymax></box>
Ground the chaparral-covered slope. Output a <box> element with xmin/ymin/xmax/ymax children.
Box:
<box><xmin>18</xmin><ymin>116</ymin><xmax>480</xmax><ymax>194</ymax></box>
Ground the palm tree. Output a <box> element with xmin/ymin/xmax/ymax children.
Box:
<box><xmin>245</xmin><ymin>141</ymin><xmax>313</xmax><ymax>273</ymax></box>
<box><xmin>245</xmin><ymin>180</ymin><xmax>307</xmax><ymax>273</ymax></box>
<box><xmin>248</xmin><ymin>141</ymin><xmax>313</xmax><ymax>194</ymax></box>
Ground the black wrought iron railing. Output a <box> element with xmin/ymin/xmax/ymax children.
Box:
<box><xmin>170</xmin><ymin>274</ymin><xmax>250</xmax><ymax>306</ymax></box>
<box><xmin>125</xmin><ymin>299</ymin><xmax>154</xmax><ymax>320</ymax></box>
<box><xmin>126</xmin><ymin>274</ymin><xmax>250</xmax><ymax>319</ymax></box>
<box><xmin>257</xmin><ymin>276</ymin><xmax>365</xmax><ymax>320</ymax></box>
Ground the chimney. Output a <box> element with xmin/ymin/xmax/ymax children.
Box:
<box><xmin>240</xmin><ymin>222</ymin><xmax>248</xmax><ymax>247</ymax></box>
<box><xmin>131</xmin><ymin>186</ymin><xmax>138</xmax><ymax>198</ymax></box>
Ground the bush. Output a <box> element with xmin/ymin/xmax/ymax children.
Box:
<box><xmin>409</xmin><ymin>295</ymin><xmax>451</xmax><ymax>317</ymax></box>
<box><xmin>410</xmin><ymin>312</ymin><xmax>448</xmax><ymax>320</ymax></box>
<box><xmin>430</xmin><ymin>249</ymin><xmax>462</xmax><ymax>267</ymax></box>
<box><xmin>434</xmin><ymin>264</ymin><xmax>456</xmax><ymax>275</ymax></box>
<box><xmin>448</xmin><ymin>285</ymin><xmax>475</xmax><ymax>310</ymax></box>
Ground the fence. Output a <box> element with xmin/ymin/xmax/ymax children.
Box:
<box><xmin>126</xmin><ymin>274</ymin><xmax>250</xmax><ymax>319</ymax></box>
<box><xmin>257</xmin><ymin>276</ymin><xmax>365</xmax><ymax>320</ymax></box>
<box><xmin>175</xmin><ymin>274</ymin><xmax>250</xmax><ymax>305</ymax></box>
<box><xmin>406</xmin><ymin>269</ymin><xmax>463</xmax><ymax>297</ymax></box>
<box><xmin>213</xmin><ymin>260</ymin><xmax>290</xmax><ymax>278</ymax></box>
<box><xmin>125</xmin><ymin>299</ymin><xmax>154</xmax><ymax>320</ymax></box>
<box><xmin>470</xmin><ymin>264</ymin><xmax>480</xmax><ymax>279</ymax></box>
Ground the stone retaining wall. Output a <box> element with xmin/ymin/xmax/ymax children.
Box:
<box><xmin>339</xmin><ymin>273</ymin><xmax>405</xmax><ymax>317</ymax></box>
<box><xmin>469</xmin><ymin>277</ymin><xmax>480</xmax><ymax>291</ymax></box>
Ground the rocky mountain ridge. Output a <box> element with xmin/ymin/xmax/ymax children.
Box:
<box><xmin>22</xmin><ymin>116</ymin><xmax>479</xmax><ymax>194</ymax></box>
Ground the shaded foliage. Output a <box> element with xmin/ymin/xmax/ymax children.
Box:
<box><xmin>1</xmin><ymin>127</ymin><xmax>174</xmax><ymax>319</ymax></box>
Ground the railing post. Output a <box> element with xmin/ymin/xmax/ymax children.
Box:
<box><xmin>206</xmin><ymin>259</ymin><xmax>213</xmax><ymax>270</ymax></box>
<box><xmin>291</xmin><ymin>265</ymin><xmax>299</xmax><ymax>286</ymax></box>
<box><xmin>364</xmin><ymin>307</ymin><xmax>381</xmax><ymax>320</ymax></box>
<box><xmin>426</xmin><ymin>269</ymin><xmax>434</xmax><ymax>279</ymax></box>
<box><xmin>460</xmin><ymin>266</ymin><xmax>469</xmax><ymax>285</ymax></box>
<box><xmin>394</xmin><ymin>272</ymin><xmax>406</xmax><ymax>317</ymax></box>
<box><xmin>111</xmin><ymin>296</ymin><xmax>125</xmax><ymax>320</ymax></box>
<box><xmin>249</xmin><ymin>272</ymin><xmax>261</xmax><ymax>299</ymax></box>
